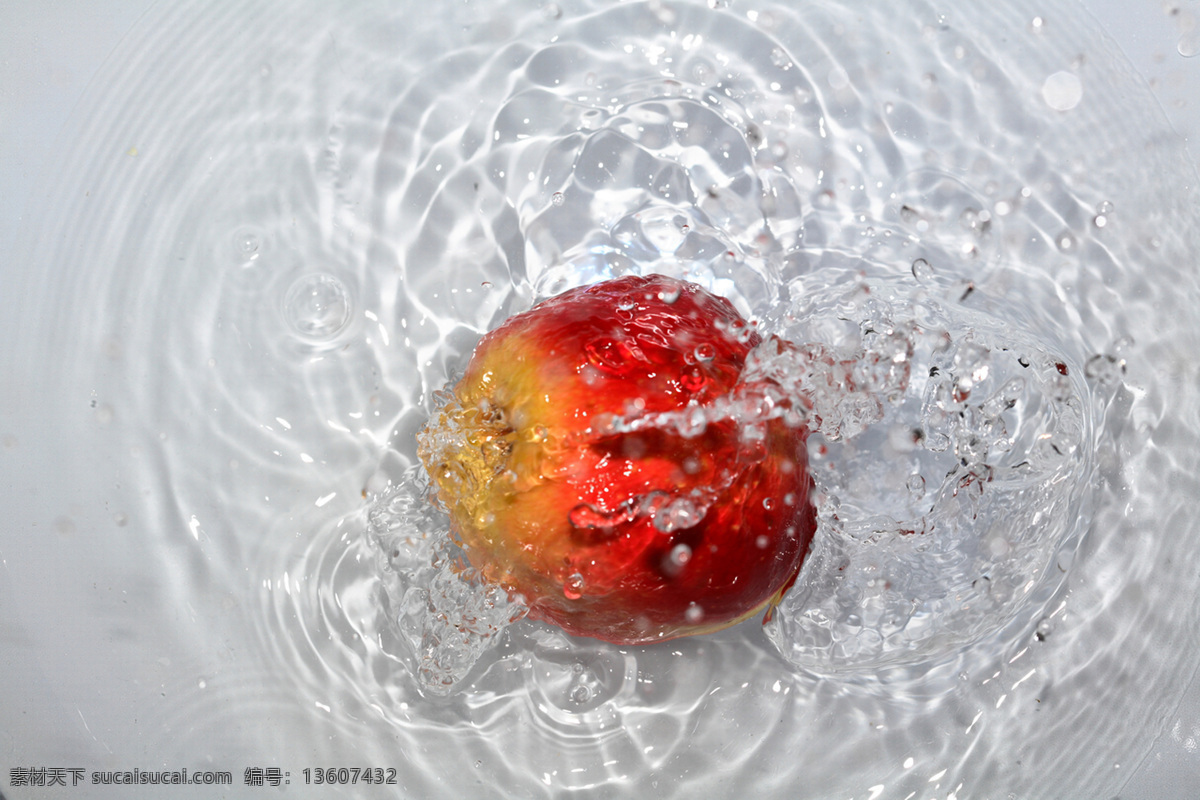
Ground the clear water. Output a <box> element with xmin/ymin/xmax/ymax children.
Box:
<box><xmin>4</xmin><ymin>0</ymin><xmax>1200</xmax><ymax>798</ymax></box>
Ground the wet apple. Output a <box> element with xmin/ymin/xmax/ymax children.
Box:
<box><xmin>417</xmin><ymin>274</ymin><xmax>815</xmax><ymax>644</ymax></box>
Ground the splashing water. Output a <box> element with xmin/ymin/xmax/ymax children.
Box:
<box><xmin>367</xmin><ymin>469</ymin><xmax>528</xmax><ymax>695</ymax></box>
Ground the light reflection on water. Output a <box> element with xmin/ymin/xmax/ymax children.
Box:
<box><xmin>3</xmin><ymin>0</ymin><xmax>1199</xmax><ymax>798</ymax></box>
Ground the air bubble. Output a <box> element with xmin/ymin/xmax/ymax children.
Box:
<box><xmin>551</xmin><ymin>191</ymin><xmax>565</xmax><ymax>206</ymax></box>
<box><xmin>1029</xmin><ymin>16</ymin><xmax>1045</xmax><ymax>34</ymax></box>
<box><xmin>684</xmin><ymin>603</ymin><xmax>704</xmax><ymax>624</ymax></box>
<box><xmin>283</xmin><ymin>273</ymin><xmax>353</xmax><ymax>342</ymax></box>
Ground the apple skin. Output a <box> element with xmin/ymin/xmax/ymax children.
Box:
<box><xmin>417</xmin><ymin>274</ymin><xmax>815</xmax><ymax>644</ymax></box>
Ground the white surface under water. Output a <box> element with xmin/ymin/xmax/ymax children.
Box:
<box><xmin>3</xmin><ymin>1</ymin><xmax>1200</xmax><ymax>798</ymax></box>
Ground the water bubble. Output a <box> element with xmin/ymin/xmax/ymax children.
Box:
<box><xmin>232</xmin><ymin>228</ymin><xmax>262</xmax><ymax>264</ymax></box>
<box><xmin>1029</xmin><ymin>16</ymin><xmax>1046</xmax><ymax>34</ymax></box>
<box><xmin>551</xmin><ymin>191</ymin><xmax>565</xmax><ymax>206</ymax></box>
<box><xmin>568</xmin><ymin>683</ymin><xmax>592</xmax><ymax>705</ymax></box>
<box><xmin>654</xmin><ymin>498</ymin><xmax>703</xmax><ymax>532</ymax></box>
<box><xmin>563</xmin><ymin>572</ymin><xmax>585</xmax><ymax>600</ymax></box>
<box><xmin>1034</xmin><ymin>616</ymin><xmax>1054</xmax><ymax>642</ymax></box>
<box><xmin>283</xmin><ymin>273</ymin><xmax>352</xmax><ymax>341</ymax></box>
<box><xmin>1041</xmin><ymin>71</ymin><xmax>1083</xmax><ymax>111</ymax></box>
<box><xmin>1055</xmin><ymin>231</ymin><xmax>1077</xmax><ymax>252</ymax></box>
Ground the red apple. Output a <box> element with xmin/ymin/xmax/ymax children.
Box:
<box><xmin>417</xmin><ymin>274</ymin><xmax>815</xmax><ymax>644</ymax></box>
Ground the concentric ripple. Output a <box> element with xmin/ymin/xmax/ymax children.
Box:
<box><xmin>5</xmin><ymin>0</ymin><xmax>1199</xmax><ymax>798</ymax></box>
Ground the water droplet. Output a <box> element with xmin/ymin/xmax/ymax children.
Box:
<box><xmin>667</xmin><ymin>543</ymin><xmax>693</xmax><ymax>569</ymax></box>
<box><xmin>770</xmin><ymin>47</ymin><xmax>791</xmax><ymax>68</ymax></box>
<box><xmin>910</xmin><ymin>257</ymin><xmax>935</xmax><ymax>284</ymax></box>
<box><xmin>232</xmin><ymin>228</ymin><xmax>263</xmax><ymax>264</ymax></box>
<box><xmin>684</xmin><ymin>603</ymin><xmax>704</xmax><ymax>624</ymax></box>
<box><xmin>1180</xmin><ymin>29</ymin><xmax>1200</xmax><ymax>57</ymax></box>
<box><xmin>113</xmin><ymin>512</ymin><xmax>128</xmax><ymax>527</ymax></box>
<box><xmin>658</xmin><ymin>285</ymin><xmax>682</xmax><ymax>304</ymax></box>
<box><xmin>1055</xmin><ymin>231</ymin><xmax>1077</xmax><ymax>252</ymax></box>
<box><xmin>551</xmin><ymin>191</ymin><xmax>565</xmax><ymax>206</ymax></box>
<box><xmin>1084</xmin><ymin>353</ymin><xmax>1124</xmax><ymax>385</ymax></box>
<box><xmin>906</xmin><ymin>474</ymin><xmax>926</xmax><ymax>500</ymax></box>
<box><xmin>1092</xmin><ymin>214</ymin><xmax>1107</xmax><ymax>229</ymax></box>
<box><xmin>542</xmin><ymin>2</ymin><xmax>562</xmax><ymax>20</ymax></box>
<box><xmin>1041</xmin><ymin>71</ymin><xmax>1083</xmax><ymax>111</ymax></box>
<box><xmin>1029</xmin><ymin>16</ymin><xmax>1045</xmax><ymax>34</ymax></box>
<box><xmin>827</xmin><ymin>66</ymin><xmax>850</xmax><ymax>91</ymax></box>
<box><xmin>283</xmin><ymin>273</ymin><xmax>353</xmax><ymax>342</ymax></box>
<box><xmin>569</xmin><ymin>501</ymin><xmax>636</xmax><ymax>534</ymax></box>
<box><xmin>1034</xmin><ymin>616</ymin><xmax>1054</xmax><ymax>642</ymax></box>
<box><xmin>563</xmin><ymin>573</ymin><xmax>585</xmax><ymax>600</ymax></box>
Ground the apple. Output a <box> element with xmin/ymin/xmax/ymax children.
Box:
<box><xmin>417</xmin><ymin>274</ymin><xmax>815</xmax><ymax>644</ymax></box>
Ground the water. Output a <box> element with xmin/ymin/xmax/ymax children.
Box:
<box><xmin>4</xmin><ymin>0</ymin><xmax>1200</xmax><ymax>798</ymax></box>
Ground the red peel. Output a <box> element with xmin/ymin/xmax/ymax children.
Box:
<box><xmin>418</xmin><ymin>274</ymin><xmax>815</xmax><ymax>644</ymax></box>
